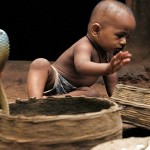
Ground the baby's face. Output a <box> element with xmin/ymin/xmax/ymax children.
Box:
<box><xmin>97</xmin><ymin>13</ymin><xmax>136</xmax><ymax>54</ymax></box>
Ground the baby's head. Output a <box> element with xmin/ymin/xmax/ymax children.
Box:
<box><xmin>87</xmin><ymin>1</ymin><xmax>136</xmax><ymax>54</ymax></box>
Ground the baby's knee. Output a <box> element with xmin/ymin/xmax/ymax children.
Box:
<box><xmin>88</xmin><ymin>88</ymin><xmax>100</xmax><ymax>97</ymax></box>
<box><xmin>80</xmin><ymin>87</ymin><xmax>100</xmax><ymax>97</ymax></box>
<box><xmin>30</xmin><ymin>58</ymin><xmax>50</xmax><ymax>70</ymax></box>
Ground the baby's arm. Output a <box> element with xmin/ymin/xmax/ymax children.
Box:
<box><xmin>106</xmin><ymin>51</ymin><xmax>132</xmax><ymax>75</ymax></box>
<box><xmin>103</xmin><ymin>73</ymin><xmax>117</xmax><ymax>97</ymax></box>
<box><xmin>103</xmin><ymin>51</ymin><xmax>132</xmax><ymax>97</ymax></box>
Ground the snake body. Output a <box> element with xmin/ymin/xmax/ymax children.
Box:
<box><xmin>0</xmin><ymin>29</ymin><xmax>10</xmax><ymax>115</ymax></box>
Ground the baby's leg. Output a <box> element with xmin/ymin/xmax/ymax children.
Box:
<box><xmin>27</xmin><ymin>58</ymin><xmax>55</xmax><ymax>99</ymax></box>
<box><xmin>54</xmin><ymin>87</ymin><xmax>100</xmax><ymax>98</ymax></box>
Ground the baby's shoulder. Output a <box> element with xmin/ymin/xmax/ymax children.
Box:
<box><xmin>73</xmin><ymin>36</ymin><xmax>93</xmax><ymax>52</ymax></box>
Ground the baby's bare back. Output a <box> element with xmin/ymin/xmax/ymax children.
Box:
<box><xmin>52</xmin><ymin>37</ymin><xmax>100</xmax><ymax>87</ymax></box>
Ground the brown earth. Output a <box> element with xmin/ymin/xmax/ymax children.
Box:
<box><xmin>2</xmin><ymin>60</ymin><xmax>150</xmax><ymax>102</ymax></box>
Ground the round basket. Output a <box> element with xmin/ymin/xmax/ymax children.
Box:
<box><xmin>91</xmin><ymin>136</ymin><xmax>150</xmax><ymax>150</ymax></box>
<box><xmin>0</xmin><ymin>96</ymin><xmax>122</xmax><ymax>150</ymax></box>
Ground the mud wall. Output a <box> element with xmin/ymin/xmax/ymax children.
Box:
<box><xmin>0</xmin><ymin>0</ymin><xmax>149</xmax><ymax>61</ymax></box>
<box><xmin>125</xmin><ymin>0</ymin><xmax>150</xmax><ymax>63</ymax></box>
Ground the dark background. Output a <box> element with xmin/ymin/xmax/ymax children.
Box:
<box><xmin>0</xmin><ymin>0</ymin><xmax>125</xmax><ymax>61</ymax></box>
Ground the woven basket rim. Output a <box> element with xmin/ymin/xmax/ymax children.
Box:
<box><xmin>0</xmin><ymin>96</ymin><xmax>122</xmax><ymax>121</ymax></box>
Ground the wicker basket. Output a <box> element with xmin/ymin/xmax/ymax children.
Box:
<box><xmin>0</xmin><ymin>96</ymin><xmax>122</xmax><ymax>150</ymax></box>
<box><xmin>91</xmin><ymin>136</ymin><xmax>150</xmax><ymax>150</ymax></box>
<box><xmin>111</xmin><ymin>84</ymin><xmax>150</xmax><ymax>129</ymax></box>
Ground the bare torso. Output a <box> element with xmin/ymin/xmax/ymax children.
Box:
<box><xmin>52</xmin><ymin>36</ymin><xmax>101</xmax><ymax>87</ymax></box>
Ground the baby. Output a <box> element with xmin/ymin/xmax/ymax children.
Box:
<box><xmin>27</xmin><ymin>1</ymin><xmax>136</xmax><ymax>99</ymax></box>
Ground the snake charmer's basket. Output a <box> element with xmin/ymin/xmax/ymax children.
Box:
<box><xmin>91</xmin><ymin>136</ymin><xmax>150</xmax><ymax>150</ymax></box>
<box><xmin>111</xmin><ymin>84</ymin><xmax>150</xmax><ymax>129</ymax></box>
<box><xmin>0</xmin><ymin>96</ymin><xmax>122</xmax><ymax>150</ymax></box>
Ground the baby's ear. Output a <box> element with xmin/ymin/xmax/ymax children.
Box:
<box><xmin>91</xmin><ymin>23</ymin><xmax>101</xmax><ymax>37</ymax></box>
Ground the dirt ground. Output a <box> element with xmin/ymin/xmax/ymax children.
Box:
<box><xmin>2</xmin><ymin>60</ymin><xmax>150</xmax><ymax>101</ymax></box>
<box><xmin>1</xmin><ymin>60</ymin><xmax>150</xmax><ymax>138</ymax></box>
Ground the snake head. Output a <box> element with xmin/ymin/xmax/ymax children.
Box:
<box><xmin>0</xmin><ymin>29</ymin><xmax>10</xmax><ymax>72</ymax></box>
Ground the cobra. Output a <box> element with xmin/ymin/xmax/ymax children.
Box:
<box><xmin>0</xmin><ymin>29</ymin><xmax>10</xmax><ymax>115</ymax></box>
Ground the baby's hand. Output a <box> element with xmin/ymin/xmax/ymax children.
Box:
<box><xmin>108</xmin><ymin>51</ymin><xmax>132</xmax><ymax>74</ymax></box>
